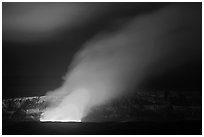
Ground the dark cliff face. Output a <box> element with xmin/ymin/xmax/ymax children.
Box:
<box><xmin>3</xmin><ymin>96</ymin><xmax>49</xmax><ymax>121</ymax></box>
<box><xmin>2</xmin><ymin>89</ymin><xmax>202</xmax><ymax>122</ymax></box>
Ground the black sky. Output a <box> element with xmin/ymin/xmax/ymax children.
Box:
<box><xmin>3</xmin><ymin>2</ymin><xmax>202</xmax><ymax>98</ymax></box>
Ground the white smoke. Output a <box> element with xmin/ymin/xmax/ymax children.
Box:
<box><xmin>41</xmin><ymin>5</ymin><xmax>201</xmax><ymax>121</ymax></box>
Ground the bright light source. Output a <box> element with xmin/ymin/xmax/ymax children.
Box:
<box><xmin>40</xmin><ymin>88</ymin><xmax>90</xmax><ymax>123</ymax></box>
<box><xmin>40</xmin><ymin>119</ymin><xmax>81</xmax><ymax>122</ymax></box>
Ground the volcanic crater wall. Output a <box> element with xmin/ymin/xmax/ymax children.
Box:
<box><xmin>2</xmin><ymin>89</ymin><xmax>202</xmax><ymax>122</ymax></box>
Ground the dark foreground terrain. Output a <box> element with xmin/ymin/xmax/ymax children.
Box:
<box><xmin>3</xmin><ymin>120</ymin><xmax>201</xmax><ymax>135</ymax></box>
<box><xmin>2</xmin><ymin>89</ymin><xmax>201</xmax><ymax>135</ymax></box>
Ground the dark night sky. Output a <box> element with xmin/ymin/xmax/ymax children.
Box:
<box><xmin>3</xmin><ymin>2</ymin><xmax>202</xmax><ymax>98</ymax></box>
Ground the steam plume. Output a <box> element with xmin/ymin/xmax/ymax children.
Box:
<box><xmin>41</xmin><ymin>5</ymin><xmax>201</xmax><ymax>121</ymax></box>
